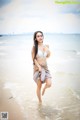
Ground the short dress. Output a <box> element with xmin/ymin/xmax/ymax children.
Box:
<box><xmin>33</xmin><ymin>45</ymin><xmax>52</xmax><ymax>84</ymax></box>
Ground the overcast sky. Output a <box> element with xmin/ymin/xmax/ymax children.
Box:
<box><xmin>0</xmin><ymin>0</ymin><xmax>80</xmax><ymax>34</ymax></box>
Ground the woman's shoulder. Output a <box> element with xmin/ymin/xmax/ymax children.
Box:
<box><xmin>31</xmin><ymin>44</ymin><xmax>35</xmax><ymax>52</ymax></box>
<box><xmin>32</xmin><ymin>44</ymin><xmax>35</xmax><ymax>49</ymax></box>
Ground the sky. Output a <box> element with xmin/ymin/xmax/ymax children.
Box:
<box><xmin>0</xmin><ymin>0</ymin><xmax>80</xmax><ymax>34</ymax></box>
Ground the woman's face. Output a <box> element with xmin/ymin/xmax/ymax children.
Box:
<box><xmin>36</xmin><ymin>32</ymin><xmax>43</xmax><ymax>43</ymax></box>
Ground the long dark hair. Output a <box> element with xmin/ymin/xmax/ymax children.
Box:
<box><xmin>33</xmin><ymin>31</ymin><xmax>43</xmax><ymax>62</ymax></box>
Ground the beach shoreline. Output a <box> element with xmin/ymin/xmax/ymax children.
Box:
<box><xmin>0</xmin><ymin>82</ymin><xmax>25</xmax><ymax>120</ymax></box>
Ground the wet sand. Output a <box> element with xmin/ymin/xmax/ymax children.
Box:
<box><xmin>0</xmin><ymin>82</ymin><xmax>24</xmax><ymax>120</ymax></box>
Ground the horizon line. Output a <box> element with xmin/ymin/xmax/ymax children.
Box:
<box><xmin>0</xmin><ymin>32</ymin><xmax>80</xmax><ymax>36</ymax></box>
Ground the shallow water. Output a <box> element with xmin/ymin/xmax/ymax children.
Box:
<box><xmin>0</xmin><ymin>34</ymin><xmax>80</xmax><ymax>120</ymax></box>
<box><xmin>3</xmin><ymin>80</ymin><xmax>80</xmax><ymax>120</ymax></box>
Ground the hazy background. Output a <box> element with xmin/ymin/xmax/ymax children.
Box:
<box><xmin>0</xmin><ymin>0</ymin><xmax>80</xmax><ymax>34</ymax></box>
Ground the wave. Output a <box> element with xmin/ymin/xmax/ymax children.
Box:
<box><xmin>70</xmin><ymin>88</ymin><xmax>80</xmax><ymax>100</ymax></box>
<box><xmin>0</xmin><ymin>52</ymin><xmax>6</xmax><ymax>56</ymax></box>
<box><xmin>53</xmin><ymin>49</ymin><xmax>80</xmax><ymax>57</ymax></box>
<box><xmin>77</xmin><ymin>51</ymin><xmax>80</xmax><ymax>55</ymax></box>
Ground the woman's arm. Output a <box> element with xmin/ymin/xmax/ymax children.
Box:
<box><xmin>45</xmin><ymin>45</ymin><xmax>51</xmax><ymax>58</ymax></box>
<box><xmin>31</xmin><ymin>46</ymin><xmax>35</xmax><ymax>61</ymax></box>
<box><xmin>31</xmin><ymin>46</ymin><xmax>42</xmax><ymax>71</ymax></box>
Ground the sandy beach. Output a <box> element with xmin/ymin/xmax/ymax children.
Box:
<box><xmin>0</xmin><ymin>82</ymin><xmax>24</xmax><ymax>120</ymax></box>
<box><xmin>0</xmin><ymin>34</ymin><xmax>80</xmax><ymax>120</ymax></box>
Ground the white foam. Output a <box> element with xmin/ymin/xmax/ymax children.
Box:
<box><xmin>77</xmin><ymin>51</ymin><xmax>80</xmax><ymax>55</ymax></box>
<box><xmin>0</xmin><ymin>52</ymin><xmax>6</xmax><ymax>56</ymax></box>
<box><xmin>0</xmin><ymin>41</ymin><xmax>4</xmax><ymax>44</ymax></box>
<box><xmin>4</xmin><ymin>82</ymin><xmax>16</xmax><ymax>89</ymax></box>
<box><xmin>71</xmin><ymin>89</ymin><xmax>80</xmax><ymax>100</ymax></box>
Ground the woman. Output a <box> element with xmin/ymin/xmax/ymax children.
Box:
<box><xmin>31</xmin><ymin>31</ymin><xmax>52</xmax><ymax>103</ymax></box>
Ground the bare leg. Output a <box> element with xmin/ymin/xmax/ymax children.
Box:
<box><xmin>36</xmin><ymin>80</ymin><xmax>42</xmax><ymax>103</ymax></box>
<box><xmin>42</xmin><ymin>79</ymin><xmax>52</xmax><ymax>96</ymax></box>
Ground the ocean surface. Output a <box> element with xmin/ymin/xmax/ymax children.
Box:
<box><xmin>0</xmin><ymin>34</ymin><xmax>80</xmax><ymax>120</ymax></box>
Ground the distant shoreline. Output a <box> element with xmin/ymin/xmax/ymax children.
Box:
<box><xmin>0</xmin><ymin>35</ymin><xmax>3</xmax><ymax>37</ymax></box>
<box><xmin>0</xmin><ymin>33</ymin><xmax>80</xmax><ymax>36</ymax></box>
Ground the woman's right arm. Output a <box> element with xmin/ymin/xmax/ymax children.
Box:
<box><xmin>31</xmin><ymin>46</ymin><xmax>42</xmax><ymax>71</ymax></box>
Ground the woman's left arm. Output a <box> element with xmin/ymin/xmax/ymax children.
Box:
<box><xmin>45</xmin><ymin>45</ymin><xmax>51</xmax><ymax>58</ymax></box>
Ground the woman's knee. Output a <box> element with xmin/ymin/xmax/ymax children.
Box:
<box><xmin>47</xmin><ymin>82</ymin><xmax>52</xmax><ymax>87</ymax></box>
<box><xmin>46</xmin><ymin>79</ymin><xmax>52</xmax><ymax>87</ymax></box>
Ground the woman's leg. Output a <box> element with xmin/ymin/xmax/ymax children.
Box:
<box><xmin>36</xmin><ymin>80</ymin><xmax>42</xmax><ymax>103</ymax></box>
<box><xmin>42</xmin><ymin>78</ymin><xmax>52</xmax><ymax>96</ymax></box>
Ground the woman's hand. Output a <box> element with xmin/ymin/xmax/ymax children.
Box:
<box><xmin>43</xmin><ymin>45</ymin><xmax>49</xmax><ymax>52</ymax></box>
<box><xmin>45</xmin><ymin>45</ymin><xmax>51</xmax><ymax>58</ymax></box>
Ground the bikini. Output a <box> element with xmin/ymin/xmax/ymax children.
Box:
<box><xmin>37</xmin><ymin>46</ymin><xmax>48</xmax><ymax>58</ymax></box>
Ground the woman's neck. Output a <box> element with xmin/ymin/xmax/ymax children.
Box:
<box><xmin>38</xmin><ymin>42</ymin><xmax>43</xmax><ymax>47</ymax></box>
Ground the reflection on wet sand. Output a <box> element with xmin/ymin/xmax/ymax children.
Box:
<box><xmin>37</xmin><ymin>104</ymin><xmax>60</xmax><ymax>120</ymax></box>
